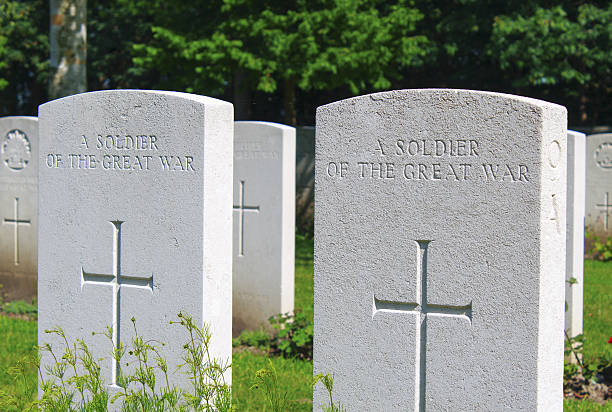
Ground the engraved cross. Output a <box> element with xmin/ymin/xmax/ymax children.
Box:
<box><xmin>2</xmin><ymin>197</ymin><xmax>31</xmax><ymax>265</ymax></box>
<box><xmin>373</xmin><ymin>240</ymin><xmax>472</xmax><ymax>412</ymax></box>
<box><xmin>596</xmin><ymin>192</ymin><xmax>612</xmax><ymax>230</ymax></box>
<box><xmin>81</xmin><ymin>220</ymin><xmax>153</xmax><ymax>387</ymax></box>
<box><xmin>233</xmin><ymin>180</ymin><xmax>260</xmax><ymax>256</ymax></box>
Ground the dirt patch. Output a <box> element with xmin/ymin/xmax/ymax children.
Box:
<box><xmin>565</xmin><ymin>373</ymin><xmax>612</xmax><ymax>404</ymax></box>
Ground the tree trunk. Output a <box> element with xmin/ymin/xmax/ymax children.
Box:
<box><xmin>233</xmin><ymin>69</ymin><xmax>251</xmax><ymax>120</ymax></box>
<box><xmin>49</xmin><ymin>0</ymin><xmax>87</xmax><ymax>99</ymax></box>
<box><xmin>283</xmin><ymin>76</ymin><xmax>297</xmax><ymax>127</ymax></box>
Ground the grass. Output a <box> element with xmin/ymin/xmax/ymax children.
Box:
<box><xmin>582</xmin><ymin>259</ymin><xmax>612</xmax><ymax>364</ymax></box>
<box><xmin>232</xmin><ymin>351</ymin><xmax>312</xmax><ymax>411</ymax></box>
<box><xmin>0</xmin><ymin>316</ymin><xmax>37</xmax><ymax>411</ymax></box>
<box><xmin>295</xmin><ymin>233</ymin><xmax>314</xmax><ymax>317</ymax></box>
<box><xmin>0</xmin><ymin>237</ymin><xmax>610</xmax><ymax>410</ymax></box>
<box><xmin>565</xmin><ymin>399</ymin><xmax>612</xmax><ymax>411</ymax></box>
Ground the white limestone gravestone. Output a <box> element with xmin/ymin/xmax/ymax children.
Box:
<box><xmin>38</xmin><ymin>90</ymin><xmax>233</xmax><ymax>399</ymax></box>
<box><xmin>566</xmin><ymin>130</ymin><xmax>585</xmax><ymax>338</ymax></box>
<box><xmin>0</xmin><ymin>116</ymin><xmax>38</xmax><ymax>302</ymax></box>
<box><xmin>233</xmin><ymin>121</ymin><xmax>295</xmax><ymax>334</ymax></box>
<box><xmin>586</xmin><ymin>133</ymin><xmax>612</xmax><ymax>236</ymax></box>
<box><xmin>314</xmin><ymin>89</ymin><xmax>567</xmax><ymax>411</ymax></box>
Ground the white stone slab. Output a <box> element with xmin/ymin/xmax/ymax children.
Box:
<box><xmin>0</xmin><ymin>116</ymin><xmax>38</xmax><ymax>301</ymax></box>
<box><xmin>314</xmin><ymin>89</ymin><xmax>567</xmax><ymax>411</ymax></box>
<box><xmin>233</xmin><ymin>121</ymin><xmax>295</xmax><ymax>334</ymax></box>
<box><xmin>585</xmin><ymin>133</ymin><xmax>612</xmax><ymax>235</ymax></box>
<box><xmin>38</xmin><ymin>90</ymin><xmax>233</xmax><ymax>401</ymax></box>
<box><xmin>566</xmin><ymin>130</ymin><xmax>585</xmax><ymax>338</ymax></box>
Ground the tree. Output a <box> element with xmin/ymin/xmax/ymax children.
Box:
<box><xmin>489</xmin><ymin>3</ymin><xmax>612</xmax><ymax>125</ymax></box>
<box><xmin>0</xmin><ymin>0</ymin><xmax>48</xmax><ymax>115</ymax></box>
<box><xmin>131</xmin><ymin>0</ymin><xmax>431</xmax><ymax>125</ymax></box>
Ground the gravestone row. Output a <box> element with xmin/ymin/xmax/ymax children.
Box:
<box><xmin>0</xmin><ymin>113</ymin><xmax>295</xmax><ymax>336</ymax></box>
<box><xmin>0</xmin><ymin>88</ymin><xmax>575</xmax><ymax>411</ymax></box>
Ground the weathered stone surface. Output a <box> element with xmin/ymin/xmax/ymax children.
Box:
<box><xmin>585</xmin><ymin>133</ymin><xmax>612</xmax><ymax>235</ymax></box>
<box><xmin>0</xmin><ymin>116</ymin><xmax>38</xmax><ymax>301</ymax></box>
<box><xmin>314</xmin><ymin>89</ymin><xmax>566</xmax><ymax>411</ymax></box>
<box><xmin>38</xmin><ymin>90</ymin><xmax>233</xmax><ymax>401</ymax></box>
<box><xmin>566</xmin><ymin>130</ymin><xmax>585</xmax><ymax>338</ymax></box>
<box><xmin>233</xmin><ymin>121</ymin><xmax>295</xmax><ymax>335</ymax></box>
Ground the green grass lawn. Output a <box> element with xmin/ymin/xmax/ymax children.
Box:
<box><xmin>0</xmin><ymin>316</ymin><xmax>37</xmax><ymax>411</ymax></box>
<box><xmin>582</xmin><ymin>260</ymin><xmax>612</xmax><ymax>364</ymax></box>
<box><xmin>0</xmin><ymin>237</ymin><xmax>610</xmax><ymax>411</ymax></box>
<box><xmin>294</xmin><ymin>234</ymin><xmax>314</xmax><ymax>316</ymax></box>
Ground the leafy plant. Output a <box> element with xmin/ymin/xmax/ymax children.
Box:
<box><xmin>269</xmin><ymin>310</ymin><xmax>313</xmax><ymax>360</ymax></box>
<box><xmin>233</xmin><ymin>328</ymin><xmax>271</xmax><ymax>352</ymax></box>
<box><xmin>591</xmin><ymin>235</ymin><xmax>612</xmax><ymax>262</ymax></box>
<box><xmin>2</xmin><ymin>300</ymin><xmax>37</xmax><ymax>317</ymax></box>
<box><xmin>564</xmin><ymin>331</ymin><xmax>603</xmax><ymax>383</ymax></box>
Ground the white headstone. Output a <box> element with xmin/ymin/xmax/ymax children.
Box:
<box><xmin>566</xmin><ymin>130</ymin><xmax>585</xmax><ymax>338</ymax></box>
<box><xmin>585</xmin><ymin>133</ymin><xmax>612</xmax><ymax>236</ymax></box>
<box><xmin>38</xmin><ymin>91</ymin><xmax>233</xmax><ymax>399</ymax></box>
<box><xmin>314</xmin><ymin>89</ymin><xmax>567</xmax><ymax>411</ymax></box>
<box><xmin>0</xmin><ymin>116</ymin><xmax>38</xmax><ymax>301</ymax></box>
<box><xmin>233</xmin><ymin>121</ymin><xmax>295</xmax><ymax>334</ymax></box>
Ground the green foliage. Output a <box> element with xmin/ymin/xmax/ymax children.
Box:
<box><xmin>130</xmin><ymin>0</ymin><xmax>430</xmax><ymax>123</ymax></box>
<box><xmin>489</xmin><ymin>3</ymin><xmax>612</xmax><ymax>123</ymax></box>
<box><xmin>269</xmin><ymin>310</ymin><xmax>313</xmax><ymax>360</ymax></box>
<box><xmin>2</xmin><ymin>300</ymin><xmax>37</xmax><ymax>317</ymax></box>
<box><xmin>233</xmin><ymin>328</ymin><xmax>271</xmax><ymax>352</ymax></box>
<box><xmin>590</xmin><ymin>234</ymin><xmax>612</xmax><ymax>262</ymax></box>
<box><xmin>3</xmin><ymin>0</ymin><xmax>612</xmax><ymax>126</ymax></box>
<box><xmin>564</xmin><ymin>332</ymin><xmax>601</xmax><ymax>382</ymax></box>
<box><xmin>0</xmin><ymin>0</ymin><xmax>49</xmax><ymax>114</ymax></box>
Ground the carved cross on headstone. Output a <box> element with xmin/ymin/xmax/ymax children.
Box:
<box><xmin>373</xmin><ymin>240</ymin><xmax>473</xmax><ymax>412</ymax></box>
<box><xmin>596</xmin><ymin>192</ymin><xmax>612</xmax><ymax>230</ymax></box>
<box><xmin>2</xmin><ymin>197</ymin><xmax>31</xmax><ymax>265</ymax></box>
<box><xmin>233</xmin><ymin>180</ymin><xmax>260</xmax><ymax>256</ymax></box>
<box><xmin>81</xmin><ymin>220</ymin><xmax>153</xmax><ymax>387</ymax></box>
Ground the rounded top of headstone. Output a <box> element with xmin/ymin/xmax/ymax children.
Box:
<box><xmin>568</xmin><ymin>130</ymin><xmax>586</xmax><ymax>138</ymax></box>
<box><xmin>588</xmin><ymin>134</ymin><xmax>612</xmax><ymax>170</ymax></box>
<box><xmin>317</xmin><ymin>89</ymin><xmax>566</xmax><ymax>115</ymax></box>
<box><xmin>0</xmin><ymin>116</ymin><xmax>37</xmax><ymax>173</ymax></box>
<box><xmin>235</xmin><ymin>121</ymin><xmax>295</xmax><ymax>132</ymax></box>
<box><xmin>0</xmin><ymin>116</ymin><xmax>38</xmax><ymax>123</ymax></box>
<box><xmin>39</xmin><ymin>90</ymin><xmax>232</xmax><ymax>111</ymax></box>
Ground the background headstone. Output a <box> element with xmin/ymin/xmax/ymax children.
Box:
<box><xmin>233</xmin><ymin>121</ymin><xmax>295</xmax><ymax>335</ymax></box>
<box><xmin>38</xmin><ymin>90</ymin><xmax>233</xmax><ymax>399</ymax></box>
<box><xmin>296</xmin><ymin>126</ymin><xmax>314</xmax><ymax>233</ymax></box>
<box><xmin>585</xmin><ymin>133</ymin><xmax>612</xmax><ymax>236</ymax></box>
<box><xmin>0</xmin><ymin>116</ymin><xmax>38</xmax><ymax>302</ymax></box>
<box><xmin>566</xmin><ymin>130</ymin><xmax>585</xmax><ymax>338</ymax></box>
<box><xmin>314</xmin><ymin>89</ymin><xmax>566</xmax><ymax>411</ymax></box>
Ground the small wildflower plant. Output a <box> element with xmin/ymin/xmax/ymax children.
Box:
<box><xmin>32</xmin><ymin>312</ymin><xmax>232</xmax><ymax>411</ymax></box>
